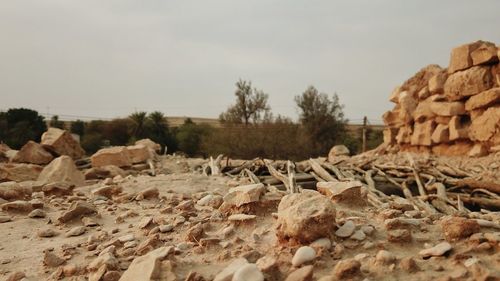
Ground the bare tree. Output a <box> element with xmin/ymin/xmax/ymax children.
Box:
<box><xmin>220</xmin><ymin>79</ymin><xmax>270</xmax><ymax>125</ymax></box>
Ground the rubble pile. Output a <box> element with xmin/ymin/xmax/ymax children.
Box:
<box><xmin>383</xmin><ymin>40</ymin><xmax>500</xmax><ymax>156</ymax></box>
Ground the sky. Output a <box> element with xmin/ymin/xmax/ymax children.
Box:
<box><xmin>1</xmin><ymin>1</ymin><xmax>500</xmax><ymax>124</ymax></box>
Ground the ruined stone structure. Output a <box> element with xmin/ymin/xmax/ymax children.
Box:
<box><xmin>383</xmin><ymin>40</ymin><xmax>500</xmax><ymax>156</ymax></box>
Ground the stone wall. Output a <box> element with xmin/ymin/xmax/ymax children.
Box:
<box><xmin>383</xmin><ymin>40</ymin><xmax>500</xmax><ymax>156</ymax></box>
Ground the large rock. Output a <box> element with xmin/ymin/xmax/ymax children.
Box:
<box><xmin>382</xmin><ymin>109</ymin><xmax>404</xmax><ymax>127</ymax></box>
<box><xmin>91</xmin><ymin>147</ymin><xmax>131</xmax><ymax>168</ymax></box>
<box><xmin>431</xmin><ymin>124</ymin><xmax>450</xmax><ymax>144</ymax></box>
<box><xmin>126</xmin><ymin>144</ymin><xmax>151</xmax><ymax>164</ymax></box>
<box><xmin>470</xmin><ymin>41</ymin><xmax>498</xmax><ymax>66</ymax></box>
<box><xmin>135</xmin><ymin>139</ymin><xmax>161</xmax><ymax>153</ymax></box>
<box><xmin>469</xmin><ymin>106</ymin><xmax>500</xmax><ymax>142</ymax></box>
<box><xmin>449</xmin><ymin>116</ymin><xmax>469</xmax><ymax>141</ymax></box>
<box><xmin>448</xmin><ymin>41</ymin><xmax>483</xmax><ymax>73</ymax></box>
<box><xmin>41</xmin><ymin>128</ymin><xmax>85</xmax><ymax>159</ymax></box>
<box><xmin>410</xmin><ymin>120</ymin><xmax>435</xmax><ymax>146</ymax></box>
<box><xmin>444</xmin><ymin>66</ymin><xmax>494</xmax><ymax>101</ymax></box>
<box><xmin>465</xmin><ymin>87</ymin><xmax>500</xmax><ymax>111</ymax></box>
<box><xmin>413</xmin><ymin>97</ymin><xmax>436</xmax><ymax>122</ymax></box>
<box><xmin>119</xmin><ymin>247</ymin><xmax>174</xmax><ymax>281</ymax></box>
<box><xmin>428</xmin><ymin>71</ymin><xmax>448</xmax><ymax>94</ymax></box>
<box><xmin>400</xmin><ymin>64</ymin><xmax>442</xmax><ymax>96</ymax></box>
<box><xmin>0</xmin><ymin>182</ymin><xmax>32</xmax><ymax>200</ymax></box>
<box><xmin>276</xmin><ymin>190</ymin><xmax>336</xmax><ymax>243</ymax></box>
<box><xmin>430</xmin><ymin>101</ymin><xmax>466</xmax><ymax>116</ymax></box>
<box><xmin>0</xmin><ymin>163</ymin><xmax>43</xmax><ymax>182</ymax></box>
<box><xmin>12</xmin><ymin>141</ymin><xmax>54</xmax><ymax>165</ymax></box>
<box><xmin>398</xmin><ymin>91</ymin><xmax>418</xmax><ymax>123</ymax></box>
<box><xmin>395</xmin><ymin>126</ymin><xmax>412</xmax><ymax>144</ymax></box>
<box><xmin>38</xmin><ymin>156</ymin><xmax>85</xmax><ymax>186</ymax></box>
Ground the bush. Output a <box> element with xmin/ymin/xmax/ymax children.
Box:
<box><xmin>0</xmin><ymin>108</ymin><xmax>47</xmax><ymax>149</ymax></box>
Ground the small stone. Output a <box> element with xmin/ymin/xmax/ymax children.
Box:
<box><xmin>44</xmin><ymin>251</ymin><xmax>65</xmax><ymax>267</ymax></box>
<box><xmin>232</xmin><ymin>264</ymin><xmax>264</xmax><ymax>281</ymax></box>
<box><xmin>292</xmin><ymin>246</ymin><xmax>316</xmax><ymax>267</ymax></box>
<box><xmin>159</xmin><ymin>224</ymin><xmax>174</xmax><ymax>233</ymax></box>
<box><xmin>310</xmin><ymin>238</ymin><xmax>332</xmax><ymax>251</ymax></box>
<box><xmin>38</xmin><ymin>228</ymin><xmax>58</xmax><ymax>238</ymax></box>
<box><xmin>464</xmin><ymin>257</ymin><xmax>480</xmax><ymax>267</ymax></box>
<box><xmin>66</xmin><ymin>226</ymin><xmax>86</xmax><ymax>237</ymax></box>
<box><xmin>335</xmin><ymin>220</ymin><xmax>355</xmax><ymax>238</ymax></box>
<box><xmin>376</xmin><ymin>250</ymin><xmax>396</xmax><ymax>265</ymax></box>
<box><xmin>118</xmin><ymin>234</ymin><xmax>135</xmax><ymax>243</ymax></box>
<box><xmin>139</xmin><ymin>216</ymin><xmax>153</xmax><ymax>229</ymax></box>
<box><xmin>350</xmin><ymin>230</ymin><xmax>366</xmax><ymax>241</ymax></box>
<box><xmin>28</xmin><ymin>209</ymin><xmax>46</xmax><ymax>218</ymax></box>
<box><xmin>82</xmin><ymin>217</ymin><xmax>99</xmax><ymax>227</ymax></box>
<box><xmin>332</xmin><ymin>259</ymin><xmax>361</xmax><ymax>279</ymax></box>
<box><xmin>285</xmin><ymin>265</ymin><xmax>314</xmax><ymax>281</ymax></box>
<box><xmin>360</xmin><ymin>225</ymin><xmax>375</xmax><ymax>235</ymax></box>
<box><xmin>399</xmin><ymin>257</ymin><xmax>419</xmax><ymax>272</ymax></box>
<box><xmin>62</xmin><ymin>264</ymin><xmax>78</xmax><ymax>277</ymax></box>
<box><xmin>441</xmin><ymin>217</ymin><xmax>480</xmax><ymax>241</ymax></box>
<box><xmin>214</xmin><ymin>258</ymin><xmax>249</xmax><ymax>281</ymax></box>
<box><xmin>103</xmin><ymin>270</ymin><xmax>121</xmax><ymax>281</ymax></box>
<box><xmin>419</xmin><ymin>242</ymin><xmax>452</xmax><ymax>258</ymax></box>
<box><xmin>255</xmin><ymin>256</ymin><xmax>277</xmax><ymax>272</ymax></box>
<box><xmin>387</xmin><ymin>229</ymin><xmax>412</xmax><ymax>243</ymax></box>
<box><xmin>228</xmin><ymin>214</ymin><xmax>257</xmax><ymax>221</ymax></box>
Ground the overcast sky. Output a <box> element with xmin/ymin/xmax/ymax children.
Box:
<box><xmin>1</xmin><ymin>1</ymin><xmax>499</xmax><ymax>124</ymax></box>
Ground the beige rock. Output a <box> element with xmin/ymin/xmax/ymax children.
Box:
<box><xmin>470</xmin><ymin>41</ymin><xmax>498</xmax><ymax>66</ymax></box>
<box><xmin>469</xmin><ymin>106</ymin><xmax>500</xmax><ymax>142</ymax></box>
<box><xmin>214</xmin><ymin>258</ymin><xmax>249</xmax><ymax>281</ymax></box>
<box><xmin>389</xmin><ymin>86</ymin><xmax>401</xmax><ymax>103</ymax></box>
<box><xmin>419</xmin><ymin>242</ymin><xmax>452</xmax><ymax>258</ymax></box>
<box><xmin>431</xmin><ymin>124</ymin><xmax>449</xmax><ymax>144</ymax></box>
<box><xmin>387</xmin><ymin>229</ymin><xmax>412</xmax><ymax>243</ymax></box>
<box><xmin>119</xmin><ymin>246</ymin><xmax>174</xmax><ymax>281</ymax></box>
<box><xmin>432</xmin><ymin>142</ymin><xmax>474</xmax><ymax>156</ymax></box>
<box><xmin>400</xmin><ymin>64</ymin><xmax>442</xmax><ymax>96</ymax></box>
<box><xmin>57</xmin><ymin>201</ymin><xmax>97</xmax><ymax>223</ymax></box>
<box><xmin>135</xmin><ymin>138</ymin><xmax>161</xmax><ymax>153</ymax></box>
<box><xmin>335</xmin><ymin>220</ymin><xmax>355</xmax><ymax>238</ymax></box>
<box><xmin>84</xmin><ymin>165</ymin><xmax>126</xmax><ymax>180</ymax></box>
<box><xmin>441</xmin><ymin>216</ymin><xmax>480</xmax><ymax>241</ymax></box>
<box><xmin>428</xmin><ymin>71</ymin><xmax>448</xmax><ymax>94</ymax></box>
<box><xmin>0</xmin><ymin>163</ymin><xmax>43</xmax><ymax>182</ymax></box>
<box><xmin>332</xmin><ymin>259</ymin><xmax>361</xmax><ymax>279</ymax></box>
<box><xmin>399</xmin><ymin>257</ymin><xmax>420</xmax><ymax>272</ymax></box>
<box><xmin>444</xmin><ymin>65</ymin><xmax>494</xmax><ymax>101</ymax></box>
<box><xmin>228</xmin><ymin>214</ymin><xmax>257</xmax><ymax>221</ymax></box>
<box><xmin>232</xmin><ymin>264</ymin><xmax>264</xmax><ymax>281</ymax></box>
<box><xmin>276</xmin><ymin>191</ymin><xmax>336</xmax><ymax>243</ymax></box>
<box><xmin>285</xmin><ymin>265</ymin><xmax>314</xmax><ymax>281</ymax></box>
<box><xmin>413</xmin><ymin>97</ymin><xmax>436</xmax><ymax>122</ymax></box>
<box><xmin>126</xmin><ymin>144</ymin><xmax>151</xmax><ymax>164</ymax></box>
<box><xmin>328</xmin><ymin>145</ymin><xmax>350</xmax><ymax>158</ymax></box>
<box><xmin>398</xmin><ymin>91</ymin><xmax>418</xmax><ymax>123</ymax></box>
<box><xmin>43</xmin><ymin>251</ymin><xmax>65</xmax><ymax>267</ymax></box>
<box><xmin>41</xmin><ymin>128</ymin><xmax>85</xmax><ymax>159</ymax></box>
<box><xmin>223</xmin><ymin>183</ymin><xmax>265</xmax><ymax>208</ymax></box>
<box><xmin>449</xmin><ymin>116</ymin><xmax>469</xmax><ymax>141</ymax></box>
<box><xmin>410</xmin><ymin>120</ymin><xmax>435</xmax><ymax>146</ymax></box>
<box><xmin>28</xmin><ymin>209</ymin><xmax>46</xmax><ymax>218</ymax></box>
<box><xmin>0</xmin><ymin>182</ymin><xmax>31</xmax><ymax>200</ymax></box>
<box><xmin>396</xmin><ymin>126</ymin><xmax>412</xmax><ymax>144</ymax></box>
<box><xmin>430</xmin><ymin>101</ymin><xmax>466</xmax><ymax>116</ymax></box>
<box><xmin>38</xmin><ymin>156</ymin><xmax>85</xmax><ymax>186</ymax></box>
<box><xmin>317</xmin><ymin>181</ymin><xmax>365</xmax><ymax>205</ymax></box>
<box><xmin>468</xmin><ymin>143</ymin><xmax>488</xmax><ymax>157</ymax></box>
<box><xmin>382</xmin><ymin>109</ymin><xmax>404</xmax><ymax>128</ymax></box>
<box><xmin>12</xmin><ymin>141</ymin><xmax>53</xmax><ymax>165</ymax></box>
<box><xmin>38</xmin><ymin>228</ymin><xmax>58</xmax><ymax>237</ymax></box>
<box><xmin>1</xmin><ymin>200</ymin><xmax>33</xmax><ymax>212</ymax></box>
<box><xmin>42</xmin><ymin>181</ymin><xmax>74</xmax><ymax>196</ymax></box>
<box><xmin>5</xmin><ymin>271</ymin><xmax>26</xmax><ymax>281</ymax></box>
<box><xmin>91</xmin><ymin>147</ymin><xmax>132</xmax><ymax>168</ymax></box>
<box><xmin>291</xmin><ymin>246</ymin><xmax>316</xmax><ymax>267</ymax></box>
<box><xmin>383</xmin><ymin>128</ymin><xmax>398</xmax><ymax>145</ymax></box>
<box><xmin>66</xmin><ymin>226</ymin><xmax>86</xmax><ymax>237</ymax></box>
<box><xmin>465</xmin><ymin>87</ymin><xmax>500</xmax><ymax>111</ymax></box>
<box><xmin>435</xmin><ymin>116</ymin><xmax>452</xmax><ymax>125</ymax></box>
<box><xmin>448</xmin><ymin>41</ymin><xmax>483</xmax><ymax>73</ymax></box>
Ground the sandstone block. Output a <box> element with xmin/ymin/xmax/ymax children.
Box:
<box><xmin>449</xmin><ymin>116</ymin><xmax>469</xmax><ymax>141</ymax></box>
<box><xmin>396</xmin><ymin>127</ymin><xmax>412</xmax><ymax>144</ymax></box>
<box><xmin>12</xmin><ymin>141</ymin><xmax>53</xmax><ymax>165</ymax></box>
<box><xmin>444</xmin><ymin>66</ymin><xmax>493</xmax><ymax>101</ymax></box>
<box><xmin>469</xmin><ymin>106</ymin><xmax>500</xmax><ymax>142</ymax></box>
<box><xmin>41</xmin><ymin>128</ymin><xmax>85</xmax><ymax>159</ymax></box>
<box><xmin>465</xmin><ymin>87</ymin><xmax>500</xmax><ymax>111</ymax></box>
<box><xmin>38</xmin><ymin>156</ymin><xmax>85</xmax><ymax>186</ymax></box>
<box><xmin>431</xmin><ymin>124</ymin><xmax>449</xmax><ymax>144</ymax></box>
<box><xmin>470</xmin><ymin>41</ymin><xmax>498</xmax><ymax>66</ymax></box>
<box><xmin>91</xmin><ymin>147</ymin><xmax>131</xmax><ymax>168</ymax></box>
<box><xmin>410</xmin><ymin>120</ymin><xmax>435</xmax><ymax>146</ymax></box>
<box><xmin>430</xmin><ymin>101</ymin><xmax>466</xmax><ymax>116</ymax></box>
<box><xmin>448</xmin><ymin>41</ymin><xmax>483</xmax><ymax>73</ymax></box>
<box><xmin>428</xmin><ymin>71</ymin><xmax>448</xmax><ymax>94</ymax></box>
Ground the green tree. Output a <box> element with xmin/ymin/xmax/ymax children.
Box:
<box><xmin>103</xmin><ymin>118</ymin><xmax>133</xmax><ymax>145</ymax></box>
<box><xmin>49</xmin><ymin>115</ymin><xmax>64</xmax><ymax>129</ymax></box>
<box><xmin>220</xmin><ymin>80</ymin><xmax>270</xmax><ymax>125</ymax></box>
<box><xmin>176</xmin><ymin>118</ymin><xmax>210</xmax><ymax>156</ymax></box>
<box><xmin>129</xmin><ymin>111</ymin><xmax>148</xmax><ymax>140</ymax></box>
<box><xmin>295</xmin><ymin>86</ymin><xmax>347</xmax><ymax>156</ymax></box>
<box><xmin>0</xmin><ymin>108</ymin><xmax>47</xmax><ymax>149</ymax></box>
<box><xmin>147</xmin><ymin>111</ymin><xmax>176</xmax><ymax>152</ymax></box>
<box><xmin>70</xmin><ymin>120</ymin><xmax>85</xmax><ymax>136</ymax></box>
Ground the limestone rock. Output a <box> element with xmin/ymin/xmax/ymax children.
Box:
<box><xmin>28</xmin><ymin>209</ymin><xmax>46</xmax><ymax>218</ymax></box>
<box><xmin>410</xmin><ymin>120</ymin><xmax>435</xmax><ymax>146</ymax></box>
<box><xmin>276</xmin><ymin>191</ymin><xmax>336</xmax><ymax>243</ymax></box>
<box><xmin>119</xmin><ymin>246</ymin><xmax>174</xmax><ymax>281</ymax></box>
<box><xmin>42</xmin><ymin>181</ymin><xmax>74</xmax><ymax>196</ymax></box>
<box><xmin>382</xmin><ymin>110</ymin><xmax>404</xmax><ymax>128</ymax></box>
<box><xmin>335</xmin><ymin>221</ymin><xmax>355</xmax><ymax>238</ymax></box>
<box><xmin>43</xmin><ymin>251</ymin><xmax>65</xmax><ymax>267</ymax></box>
<box><xmin>12</xmin><ymin>141</ymin><xmax>54</xmax><ymax>165</ymax></box>
<box><xmin>400</xmin><ymin>64</ymin><xmax>442</xmax><ymax>96</ymax></box>
<box><xmin>419</xmin><ymin>242</ymin><xmax>452</xmax><ymax>258</ymax></box>
<box><xmin>432</xmin><ymin>142</ymin><xmax>474</xmax><ymax>156</ymax></box>
<box><xmin>228</xmin><ymin>214</ymin><xmax>257</xmax><ymax>221</ymax></box>
<box><xmin>449</xmin><ymin>116</ymin><xmax>469</xmax><ymax>141</ymax></box>
<box><xmin>285</xmin><ymin>265</ymin><xmax>314</xmax><ymax>281</ymax></box>
<box><xmin>223</xmin><ymin>183</ymin><xmax>265</xmax><ymax>208</ymax></box>
<box><xmin>66</xmin><ymin>226</ymin><xmax>86</xmax><ymax>237</ymax></box>
<box><xmin>38</xmin><ymin>156</ymin><xmax>84</xmax><ymax>186</ymax></box>
<box><xmin>428</xmin><ymin>71</ymin><xmax>448</xmax><ymax>94</ymax></box>
<box><xmin>214</xmin><ymin>258</ymin><xmax>249</xmax><ymax>281</ymax></box>
<box><xmin>398</xmin><ymin>91</ymin><xmax>418</xmax><ymax>123</ymax></box>
<box><xmin>232</xmin><ymin>264</ymin><xmax>264</xmax><ymax>281</ymax></box>
<box><xmin>197</xmin><ymin>194</ymin><xmax>223</xmax><ymax>209</ymax></box>
<box><xmin>135</xmin><ymin>138</ymin><xmax>161</xmax><ymax>153</ymax></box>
<box><xmin>0</xmin><ymin>182</ymin><xmax>31</xmax><ymax>200</ymax></box>
<box><xmin>387</xmin><ymin>229</ymin><xmax>412</xmax><ymax>243</ymax></box>
<box><xmin>444</xmin><ymin>66</ymin><xmax>494</xmax><ymax>101</ymax></box>
<box><xmin>383</xmin><ymin>128</ymin><xmax>398</xmax><ymax>145</ymax></box>
<box><xmin>126</xmin><ymin>144</ymin><xmax>151</xmax><ymax>164</ymax></box>
<box><xmin>91</xmin><ymin>147</ymin><xmax>132</xmax><ymax>168</ymax></box>
<box><xmin>41</xmin><ymin>128</ymin><xmax>85</xmax><ymax>159</ymax></box>
<box><xmin>431</xmin><ymin>124</ymin><xmax>450</xmax><ymax>144</ymax></box>
<box><xmin>448</xmin><ymin>41</ymin><xmax>483</xmax><ymax>73</ymax></box>
<box><xmin>430</xmin><ymin>101</ymin><xmax>466</xmax><ymax>116</ymax></box>
<box><xmin>469</xmin><ymin>106</ymin><xmax>500</xmax><ymax>142</ymax></box>
<box><xmin>413</xmin><ymin>97</ymin><xmax>436</xmax><ymax>122</ymax></box>
<box><xmin>465</xmin><ymin>87</ymin><xmax>500</xmax><ymax>111</ymax></box>
<box><xmin>291</xmin><ymin>246</ymin><xmax>316</xmax><ymax>267</ymax></box>
<box><xmin>84</xmin><ymin>165</ymin><xmax>126</xmax><ymax>180</ymax></box>
<box><xmin>1</xmin><ymin>200</ymin><xmax>33</xmax><ymax>212</ymax></box>
<box><xmin>5</xmin><ymin>271</ymin><xmax>26</xmax><ymax>281</ymax></box>
<box><xmin>316</xmin><ymin>181</ymin><xmax>365</xmax><ymax>205</ymax></box>
<box><xmin>38</xmin><ymin>228</ymin><xmax>58</xmax><ymax>237</ymax></box>
<box><xmin>440</xmin><ymin>216</ymin><xmax>480</xmax><ymax>241</ymax></box>
<box><xmin>470</xmin><ymin>41</ymin><xmax>499</xmax><ymax>66</ymax></box>
<box><xmin>332</xmin><ymin>259</ymin><xmax>361</xmax><ymax>279</ymax></box>
<box><xmin>57</xmin><ymin>201</ymin><xmax>97</xmax><ymax>223</ymax></box>
<box><xmin>0</xmin><ymin>163</ymin><xmax>43</xmax><ymax>182</ymax></box>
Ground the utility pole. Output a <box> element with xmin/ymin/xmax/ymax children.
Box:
<box><xmin>362</xmin><ymin>116</ymin><xmax>367</xmax><ymax>153</ymax></box>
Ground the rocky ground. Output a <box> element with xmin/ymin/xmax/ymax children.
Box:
<box><xmin>0</xmin><ymin>153</ymin><xmax>499</xmax><ymax>281</ymax></box>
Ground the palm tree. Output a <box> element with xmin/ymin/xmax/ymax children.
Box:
<box><xmin>129</xmin><ymin>111</ymin><xmax>148</xmax><ymax>139</ymax></box>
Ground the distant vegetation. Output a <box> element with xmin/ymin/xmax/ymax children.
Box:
<box><xmin>0</xmin><ymin>80</ymin><xmax>382</xmax><ymax>158</ymax></box>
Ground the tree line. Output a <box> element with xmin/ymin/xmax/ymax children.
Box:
<box><xmin>0</xmin><ymin>80</ymin><xmax>382</xmax><ymax>159</ymax></box>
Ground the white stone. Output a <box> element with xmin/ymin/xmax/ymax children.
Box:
<box><xmin>291</xmin><ymin>246</ymin><xmax>316</xmax><ymax>267</ymax></box>
<box><xmin>310</xmin><ymin>238</ymin><xmax>332</xmax><ymax>250</ymax></box>
<box><xmin>419</xmin><ymin>242</ymin><xmax>452</xmax><ymax>258</ymax></box>
<box><xmin>335</xmin><ymin>220</ymin><xmax>355</xmax><ymax>238</ymax></box>
<box><xmin>214</xmin><ymin>258</ymin><xmax>249</xmax><ymax>281</ymax></box>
